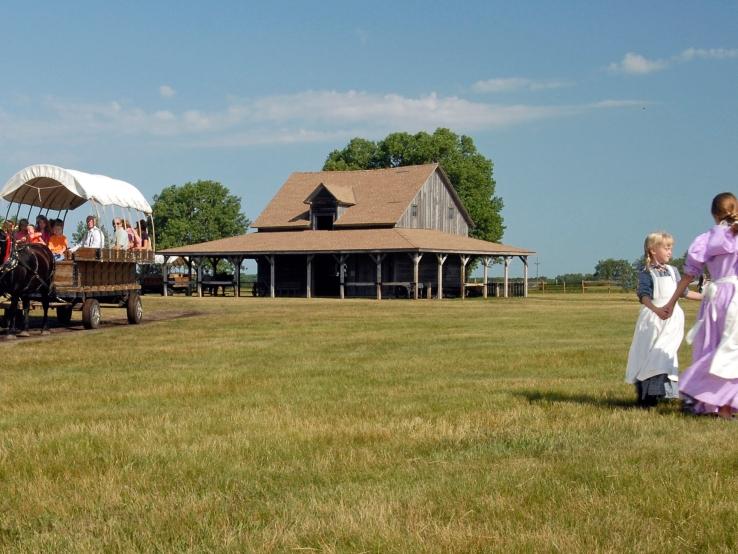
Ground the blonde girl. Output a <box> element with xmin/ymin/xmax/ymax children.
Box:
<box><xmin>625</xmin><ymin>232</ymin><xmax>702</xmax><ymax>406</ymax></box>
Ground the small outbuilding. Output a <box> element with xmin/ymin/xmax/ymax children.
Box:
<box><xmin>159</xmin><ymin>163</ymin><xmax>534</xmax><ymax>299</ymax></box>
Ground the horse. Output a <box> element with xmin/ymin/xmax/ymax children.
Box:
<box><xmin>0</xmin><ymin>226</ymin><xmax>55</xmax><ymax>338</ymax></box>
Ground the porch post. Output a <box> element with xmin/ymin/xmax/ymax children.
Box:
<box><xmin>521</xmin><ymin>255</ymin><xmax>529</xmax><ymax>297</ymax></box>
<box><xmin>232</xmin><ymin>257</ymin><xmax>242</xmax><ymax>298</ymax></box>
<box><xmin>482</xmin><ymin>257</ymin><xmax>490</xmax><ymax>299</ymax></box>
<box><xmin>410</xmin><ymin>253</ymin><xmax>423</xmax><ymax>300</ymax></box>
<box><xmin>268</xmin><ymin>255</ymin><xmax>275</xmax><ymax>298</ymax></box>
<box><xmin>306</xmin><ymin>254</ymin><xmax>314</xmax><ymax>299</ymax></box>
<box><xmin>370</xmin><ymin>253</ymin><xmax>385</xmax><ymax>300</ymax></box>
<box><xmin>460</xmin><ymin>255</ymin><xmax>470</xmax><ymax>300</ymax></box>
<box><xmin>162</xmin><ymin>262</ymin><xmax>169</xmax><ymax>297</ymax></box>
<box><xmin>503</xmin><ymin>256</ymin><xmax>511</xmax><ymax>298</ymax></box>
<box><xmin>338</xmin><ymin>254</ymin><xmax>348</xmax><ymax>300</ymax></box>
<box><xmin>436</xmin><ymin>254</ymin><xmax>447</xmax><ymax>300</ymax></box>
<box><xmin>196</xmin><ymin>261</ymin><xmax>203</xmax><ymax>297</ymax></box>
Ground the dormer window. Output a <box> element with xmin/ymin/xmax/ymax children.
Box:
<box><xmin>304</xmin><ymin>182</ymin><xmax>356</xmax><ymax>231</ymax></box>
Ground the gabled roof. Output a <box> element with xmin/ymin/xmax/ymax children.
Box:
<box><xmin>303</xmin><ymin>182</ymin><xmax>356</xmax><ymax>206</ymax></box>
<box><xmin>160</xmin><ymin>228</ymin><xmax>534</xmax><ymax>257</ymax></box>
<box><xmin>252</xmin><ymin>163</ymin><xmax>471</xmax><ymax>230</ymax></box>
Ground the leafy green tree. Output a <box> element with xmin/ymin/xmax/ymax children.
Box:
<box><xmin>153</xmin><ymin>180</ymin><xmax>249</xmax><ymax>250</ymax></box>
<box><xmin>595</xmin><ymin>258</ymin><xmax>638</xmax><ymax>290</ymax></box>
<box><xmin>324</xmin><ymin>128</ymin><xmax>505</xmax><ymax>243</ymax></box>
<box><xmin>553</xmin><ymin>272</ymin><xmax>594</xmax><ymax>284</ymax></box>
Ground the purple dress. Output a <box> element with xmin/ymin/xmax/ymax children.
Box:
<box><xmin>680</xmin><ymin>224</ymin><xmax>738</xmax><ymax>414</ymax></box>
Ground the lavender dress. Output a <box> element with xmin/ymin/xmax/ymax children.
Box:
<box><xmin>680</xmin><ymin>224</ymin><xmax>738</xmax><ymax>414</ymax></box>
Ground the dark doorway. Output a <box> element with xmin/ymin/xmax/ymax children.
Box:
<box><xmin>313</xmin><ymin>254</ymin><xmax>340</xmax><ymax>296</ymax></box>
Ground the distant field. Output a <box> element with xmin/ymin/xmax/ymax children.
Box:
<box><xmin>2</xmin><ymin>294</ymin><xmax>736</xmax><ymax>552</ymax></box>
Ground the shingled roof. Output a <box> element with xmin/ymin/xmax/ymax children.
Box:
<box><xmin>160</xmin><ymin>228</ymin><xmax>534</xmax><ymax>257</ymax></box>
<box><xmin>251</xmin><ymin>163</ymin><xmax>472</xmax><ymax>230</ymax></box>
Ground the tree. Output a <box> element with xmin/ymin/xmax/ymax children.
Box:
<box><xmin>323</xmin><ymin>128</ymin><xmax>505</xmax><ymax>243</ymax></box>
<box><xmin>152</xmin><ymin>180</ymin><xmax>249</xmax><ymax>250</ymax></box>
<box><xmin>594</xmin><ymin>258</ymin><xmax>637</xmax><ymax>290</ymax></box>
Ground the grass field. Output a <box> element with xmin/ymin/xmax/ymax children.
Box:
<box><xmin>1</xmin><ymin>294</ymin><xmax>737</xmax><ymax>552</ymax></box>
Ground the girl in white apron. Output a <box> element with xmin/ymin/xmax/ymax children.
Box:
<box><xmin>625</xmin><ymin>232</ymin><xmax>702</xmax><ymax>406</ymax></box>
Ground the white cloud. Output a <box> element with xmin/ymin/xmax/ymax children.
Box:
<box><xmin>678</xmin><ymin>47</ymin><xmax>738</xmax><ymax>61</ymax></box>
<box><xmin>609</xmin><ymin>47</ymin><xmax>738</xmax><ymax>75</ymax></box>
<box><xmin>0</xmin><ymin>90</ymin><xmax>644</xmax><ymax>148</ymax></box>
<box><xmin>159</xmin><ymin>85</ymin><xmax>176</xmax><ymax>98</ymax></box>
<box><xmin>472</xmin><ymin>77</ymin><xmax>572</xmax><ymax>93</ymax></box>
<box><xmin>608</xmin><ymin>52</ymin><xmax>667</xmax><ymax>75</ymax></box>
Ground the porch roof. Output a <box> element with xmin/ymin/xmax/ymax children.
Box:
<box><xmin>158</xmin><ymin>228</ymin><xmax>534</xmax><ymax>257</ymax></box>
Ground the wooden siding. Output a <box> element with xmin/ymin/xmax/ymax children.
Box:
<box><xmin>396</xmin><ymin>170</ymin><xmax>469</xmax><ymax>236</ymax></box>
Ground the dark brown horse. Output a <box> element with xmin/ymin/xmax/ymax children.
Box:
<box><xmin>0</xmin><ymin>227</ymin><xmax>55</xmax><ymax>337</ymax></box>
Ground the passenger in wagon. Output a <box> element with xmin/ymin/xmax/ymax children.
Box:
<box><xmin>48</xmin><ymin>219</ymin><xmax>69</xmax><ymax>261</ymax></box>
<box><xmin>35</xmin><ymin>215</ymin><xmax>52</xmax><ymax>244</ymax></box>
<box><xmin>26</xmin><ymin>223</ymin><xmax>46</xmax><ymax>245</ymax></box>
<box><xmin>124</xmin><ymin>219</ymin><xmax>141</xmax><ymax>248</ymax></box>
<box><xmin>13</xmin><ymin>218</ymin><xmax>29</xmax><ymax>243</ymax></box>
<box><xmin>113</xmin><ymin>218</ymin><xmax>129</xmax><ymax>249</ymax></box>
<box><xmin>69</xmin><ymin>215</ymin><xmax>104</xmax><ymax>251</ymax></box>
<box><xmin>136</xmin><ymin>219</ymin><xmax>151</xmax><ymax>250</ymax></box>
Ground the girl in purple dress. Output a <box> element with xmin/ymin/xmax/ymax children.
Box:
<box><xmin>665</xmin><ymin>192</ymin><xmax>738</xmax><ymax>419</ymax></box>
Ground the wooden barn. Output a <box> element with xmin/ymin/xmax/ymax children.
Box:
<box><xmin>159</xmin><ymin>164</ymin><xmax>535</xmax><ymax>299</ymax></box>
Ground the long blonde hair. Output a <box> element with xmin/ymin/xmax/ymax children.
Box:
<box><xmin>643</xmin><ymin>231</ymin><xmax>673</xmax><ymax>267</ymax></box>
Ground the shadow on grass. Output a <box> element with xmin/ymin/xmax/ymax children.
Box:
<box><xmin>516</xmin><ymin>389</ymin><xmax>681</xmax><ymax>414</ymax></box>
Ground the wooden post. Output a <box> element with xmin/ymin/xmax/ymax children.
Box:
<box><xmin>162</xmin><ymin>262</ymin><xmax>169</xmax><ymax>297</ymax></box>
<box><xmin>196</xmin><ymin>261</ymin><xmax>202</xmax><ymax>297</ymax></box>
<box><xmin>436</xmin><ymin>254</ymin><xmax>447</xmax><ymax>300</ymax></box>
<box><xmin>370</xmin><ymin>253</ymin><xmax>384</xmax><ymax>300</ymax></box>
<box><xmin>460</xmin><ymin>255</ymin><xmax>470</xmax><ymax>300</ymax></box>
<box><xmin>306</xmin><ymin>255</ymin><xmax>314</xmax><ymax>299</ymax></box>
<box><xmin>521</xmin><ymin>256</ymin><xmax>529</xmax><ymax>297</ymax></box>
<box><xmin>482</xmin><ymin>257</ymin><xmax>490</xmax><ymax>299</ymax></box>
<box><xmin>337</xmin><ymin>254</ymin><xmax>348</xmax><ymax>300</ymax></box>
<box><xmin>232</xmin><ymin>257</ymin><xmax>242</xmax><ymax>298</ymax></box>
<box><xmin>504</xmin><ymin>256</ymin><xmax>511</xmax><ymax>298</ymax></box>
<box><xmin>268</xmin><ymin>255</ymin><xmax>275</xmax><ymax>298</ymax></box>
<box><xmin>409</xmin><ymin>253</ymin><xmax>423</xmax><ymax>300</ymax></box>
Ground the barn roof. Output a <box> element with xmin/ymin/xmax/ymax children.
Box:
<box><xmin>251</xmin><ymin>163</ymin><xmax>473</xmax><ymax>230</ymax></box>
<box><xmin>159</xmin><ymin>228</ymin><xmax>534</xmax><ymax>257</ymax></box>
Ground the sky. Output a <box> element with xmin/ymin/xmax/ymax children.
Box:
<box><xmin>1</xmin><ymin>0</ymin><xmax>737</xmax><ymax>278</ymax></box>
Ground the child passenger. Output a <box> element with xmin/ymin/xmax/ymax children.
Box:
<box><xmin>26</xmin><ymin>223</ymin><xmax>45</xmax><ymax>245</ymax></box>
<box><xmin>625</xmin><ymin>231</ymin><xmax>702</xmax><ymax>407</ymax></box>
<box><xmin>47</xmin><ymin>219</ymin><xmax>69</xmax><ymax>261</ymax></box>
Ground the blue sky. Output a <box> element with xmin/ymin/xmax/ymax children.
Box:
<box><xmin>2</xmin><ymin>1</ymin><xmax>737</xmax><ymax>277</ymax></box>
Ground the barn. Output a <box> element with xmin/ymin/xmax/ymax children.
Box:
<box><xmin>159</xmin><ymin>163</ymin><xmax>535</xmax><ymax>299</ymax></box>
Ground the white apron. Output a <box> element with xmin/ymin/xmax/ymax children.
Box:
<box><xmin>687</xmin><ymin>276</ymin><xmax>738</xmax><ymax>379</ymax></box>
<box><xmin>625</xmin><ymin>266</ymin><xmax>685</xmax><ymax>384</ymax></box>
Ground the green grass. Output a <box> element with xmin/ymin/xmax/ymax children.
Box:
<box><xmin>1</xmin><ymin>294</ymin><xmax>736</xmax><ymax>552</ymax></box>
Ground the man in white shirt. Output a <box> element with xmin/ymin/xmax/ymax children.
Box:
<box><xmin>69</xmin><ymin>215</ymin><xmax>104</xmax><ymax>251</ymax></box>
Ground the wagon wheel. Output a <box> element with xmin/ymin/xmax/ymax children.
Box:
<box><xmin>56</xmin><ymin>305</ymin><xmax>73</xmax><ymax>325</ymax></box>
<box><xmin>82</xmin><ymin>298</ymin><xmax>101</xmax><ymax>329</ymax></box>
<box><xmin>126</xmin><ymin>292</ymin><xmax>143</xmax><ymax>324</ymax></box>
